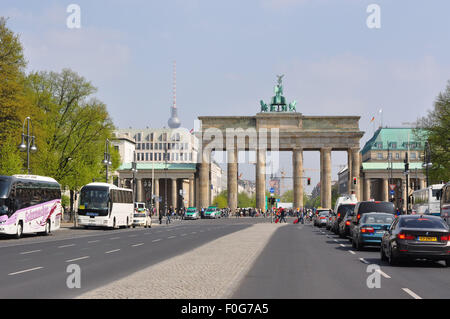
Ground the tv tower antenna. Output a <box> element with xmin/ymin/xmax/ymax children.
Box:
<box><xmin>168</xmin><ymin>60</ymin><xmax>181</xmax><ymax>128</ymax></box>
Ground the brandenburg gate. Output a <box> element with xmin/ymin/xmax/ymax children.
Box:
<box><xmin>196</xmin><ymin>76</ymin><xmax>364</xmax><ymax>211</ymax></box>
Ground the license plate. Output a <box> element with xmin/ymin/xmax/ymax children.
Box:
<box><xmin>418</xmin><ymin>236</ymin><xmax>437</xmax><ymax>242</ymax></box>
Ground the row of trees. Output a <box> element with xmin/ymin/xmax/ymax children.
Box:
<box><xmin>0</xmin><ymin>17</ymin><xmax>120</xmax><ymax>213</ymax></box>
<box><xmin>416</xmin><ymin>81</ymin><xmax>450</xmax><ymax>183</ymax></box>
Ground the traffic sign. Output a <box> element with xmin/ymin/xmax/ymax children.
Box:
<box><xmin>389</xmin><ymin>184</ymin><xmax>396</xmax><ymax>191</ymax></box>
<box><xmin>270</xmin><ymin>187</ymin><xmax>275</xmax><ymax>194</ymax></box>
<box><xmin>389</xmin><ymin>190</ymin><xmax>395</xmax><ymax>195</ymax></box>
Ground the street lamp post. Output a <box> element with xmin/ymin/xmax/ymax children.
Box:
<box><xmin>18</xmin><ymin>117</ymin><xmax>38</xmax><ymax>174</ymax></box>
<box><xmin>423</xmin><ymin>141</ymin><xmax>432</xmax><ymax>187</ymax></box>
<box><xmin>131</xmin><ymin>151</ymin><xmax>137</xmax><ymax>201</ymax></box>
<box><xmin>102</xmin><ymin>139</ymin><xmax>112</xmax><ymax>183</ymax></box>
<box><xmin>164</xmin><ymin>143</ymin><xmax>168</xmax><ymax>220</ymax></box>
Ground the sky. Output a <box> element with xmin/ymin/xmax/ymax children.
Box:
<box><xmin>2</xmin><ymin>0</ymin><xmax>450</xmax><ymax>194</ymax></box>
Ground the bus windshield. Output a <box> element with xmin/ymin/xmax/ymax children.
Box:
<box><xmin>0</xmin><ymin>198</ymin><xmax>9</xmax><ymax>216</ymax></box>
<box><xmin>0</xmin><ymin>177</ymin><xmax>11</xmax><ymax>198</ymax></box>
<box><xmin>80</xmin><ymin>186</ymin><xmax>109</xmax><ymax>210</ymax></box>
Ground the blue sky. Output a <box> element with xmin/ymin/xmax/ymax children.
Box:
<box><xmin>2</xmin><ymin>0</ymin><xmax>450</xmax><ymax>192</ymax></box>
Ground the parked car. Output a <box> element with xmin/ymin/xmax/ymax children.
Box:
<box><xmin>351</xmin><ymin>213</ymin><xmax>395</xmax><ymax>250</ymax></box>
<box><xmin>338</xmin><ymin>210</ymin><xmax>355</xmax><ymax>238</ymax></box>
<box><xmin>380</xmin><ymin>215</ymin><xmax>450</xmax><ymax>266</ymax></box>
<box><xmin>132</xmin><ymin>202</ymin><xmax>152</xmax><ymax>228</ymax></box>
<box><xmin>350</xmin><ymin>201</ymin><xmax>395</xmax><ymax>241</ymax></box>
<box><xmin>326</xmin><ymin>211</ymin><xmax>336</xmax><ymax>230</ymax></box>
<box><xmin>332</xmin><ymin>204</ymin><xmax>356</xmax><ymax>234</ymax></box>
<box><xmin>184</xmin><ymin>207</ymin><xmax>200</xmax><ymax>220</ymax></box>
<box><xmin>315</xmin><ymin>209</ymin><xmax>331</xmax><ymax>227</ymax></box>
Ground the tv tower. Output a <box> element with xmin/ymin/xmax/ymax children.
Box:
<box><xmin>168</xmin><ymin>60</ymin><xmax>181</xmax><ymax>129</ymax></box>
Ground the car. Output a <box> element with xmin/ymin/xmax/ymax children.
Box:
<box><xmin>350</xmin><ymin>201</ymin><xmax>395</xmax><ymax>240</ymax></box>
<box><xmin>326</xmin><ymin>211</ymin><xmax>336</xmax><ymax>230</ymax></box>
<box><xmin>351</xmin><ymin>213</ymin><xmax>395</xmax><ymax>250</ymax></box>
<box><xmin>315</xmin><ymin>209</ymin><xmax>331</xmax><ymax>227</ymax></box>
<box><xmin>132</xmin><ymin>202</ymin><xmax>152</xmax><ymax>228</ymax></box>
<box><xmin>380</xmin><ymin>215</ymin><xmax>450</xmax><ymax>266</ymax></box>
<box><xmin>332</xmin><ymin>204</ymin><xmax>356</xmax><ymax>234</ymax></box>
<box><xmin>338</xmin><ymin>210</ymin><xmax>355</xmax><ymax>238</ymax></box>
<box><xmin>204</xmin><ymin>206</ymin><xmax>219</xmax><ymax>219</ymax></box>
<box><xmin>184</xmin><ymin>207</ymin><xmax>200</xmax><ymax>220</ymax></box>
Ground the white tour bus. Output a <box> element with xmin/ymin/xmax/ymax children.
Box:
<box><xmin>77</xmin><ymin>183</ymin><xmax>133</xmax><ymax>229</ymax></box>
<box><xmin>0</xmin><ymin>175</ymin><xmax>62</xmax><ymax>238</ymax></box>
<box><xmin>411</xmin><ymin>184</ymin><xmax>445</xmax><ymax>216</ymax></box>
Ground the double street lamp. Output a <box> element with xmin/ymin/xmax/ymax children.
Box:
<box><xmin>102</xmin><ymin>139</ymin><xmax>112</xmax><ymax>183</ymax></box>
<box><xmin>423</xmin><ymin>141</ymin><xmax>432</xmax><ymax>187</ymax></box>
<box><xmin>18</xmin><ymin>117</ymin><xmax>38</xmax><ymax>174</ymax></box>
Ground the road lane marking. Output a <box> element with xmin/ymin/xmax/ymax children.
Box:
<box><xmin>88</xmin><ymin>240</ymin><xmax>100</xmax><ymax>243</ymax></box>
<box><xmin>402</xmin><ymin>288</ymin><xmax>422</xmax><ymax>299</ymax></box>
<box><xmin>334</xmin><ymin>239</ymin><xmax>339</xmax><ymax>242</ymax></box>
<box><xmin>152</xmin><ymin>239</ymin><xmax>161</xmax><ymax>242</ymax></box>
<box><xmin>359</xmin><ymin>258</ymin><xmax>370</xmax><ymax>264</ymax></box>
<box><xmin>20</xmin><ymin>250</ymin><xmax>41</xmax><ymax>255</ymax></box>
<box><xmin>348</xmin><ymin>250</ymin><xmax>356</xmax><ymax>254</ymax></box>
<box><xmin>66</xmin><ymin>256</ymin><xmax>89</xmax><ymax>263</ymax></box>
<box><xmin>132</xmin><ymin>243</ymin><xmax>144</xmax><ymax>247</ymax></box>
<box><xmin>8</xmin><ymin>267</ymin><xmax>43</xmax><ymax>276</ymax></box>
<box><xmin>168</xmin><ymin>236</ymin><xmax>176</xmax><ymax>239</ymax></box>
<box><xmin>105</xmin><ymin>249</ymin><xmax>120</xmax><ymax>254</ymax></box>
<box><xmin>376</xmin><ymin>269</ymin><xmax>391</xmax><ymax>279</ymax></box>
<box><xmin>128</xmin><ymin>235</ymin><xmax>138</xmax><ymax>238</ymax></box>
<box><xmin>339</xmin><ymin>244</ymin><xmax>346</xmax><ymax>247</ymax></box>
<box><xmin>109</xmin><ymin>237</ymin><xmax>120</xmax><ymax>240</ymax></box>
<box><xmin>58</xmin><ymin>244</ymin><xmax>75</xmax><ymax>248</ymax></box>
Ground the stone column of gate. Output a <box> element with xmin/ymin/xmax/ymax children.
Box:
<box><xmin>137</xmin><ymin>178</ymin><xmax>143</xmax><ymax>202</ymax></box>
<box><xmin>402</xmin><ymin>180</ymin><xmax>407</xmax><ymax>212</ymax></box>
<box><xmin>419</xmin><ymin>179</ymin><xmax>425</xmax><ymax>190</ymax></box>
<box><xmin>199</xmin><ymin>149</ymin><xmax>211</xmax><ymax>209</ymax></box>
<box><xmin>256</xmin><ymin>147</ymin><xmax>266</xmax><ymax>211</ymax></box>
<box><xmin>171</xmin><ymin>178</ymin><xmax>177</xmax><ymax>211</ymax></box>
<box><xmin>189</xmin><ymin>178</ymin><xmax>194</xmax><ymax>207</ymax></box>
<box><xmin>227</xmin><ymin>146</ymin><xmax>238</xmax><ymax>212</ymax></box>
<box><xmin>363</xmin><ymin>177</ymin><xmax>371</xmax><ymax>201</ymax></box>
<box><xmin>350</xmin><ymin>147</ymin><xmax>361</xmax><ymax>201</ymax></box>
<box><xmin>381</xmin><ymin>178</ymin><xmax>389</xmax><ymax>202</ymax></box>
<box><xmin>293</xmin><ymin>148</ymin><xmax>304</xmax><ymax>210</ymax></box>
<box><xmin>321</xmin><ymin>147</ymin><xmax>332</xmax><ymax>209</ymax></box>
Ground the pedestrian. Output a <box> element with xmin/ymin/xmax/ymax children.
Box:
<box><xmin>280</xmin><ymin>208</ymin><xmax>287</xmax><ymax>223</ymax></box>
<box><xmin>159</xmin><ymin>210</ymin><xmax>163</xmax><ymax>224</ymax></box>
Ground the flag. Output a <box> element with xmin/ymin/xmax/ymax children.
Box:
<box><xmin>370</xmin><ymin>117</ymin><xmax>375</xmax><ymax>122</ymax></box>
<box><xmin>189</xmin><ymin>128</ymin><xmax>194</xmax><ymax>134</ymax></box>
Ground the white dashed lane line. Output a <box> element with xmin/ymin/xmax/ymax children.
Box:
<box><xmin>8</xmin><ymin>267</ymin><xmax>43</xmax><ymax>276</ymax></box>
<box><xmin>88</xmin><ymin>240</ymin><xmax>100</xmax><ymax>243</ymax></box>
<box><xmin>66</xmin><ymin>256</ymin><xmax>90</xmax><ymax>263</ymax></box>
<box><xmin>152</xmin><ymin>239</ymin><xmax>161</xmax><ymax>243</ymax></box>
<box><xmin>105</xmin><ymin>249</ymin><xmax>120</xmax><ymax>254</ymax></box>
<box><xmin>402</xmin><ymin>288</ymin><xmax>422</xmax><ymax>299</ymax></box>
<box><xmin>376</xmin><ymin>268</ymin><xmax>391</xmax><ymax>279</ymax></box>
<box><xmin>58</xmin><ymin>244</ymin><xmax>75</xmax><ymax>248</ymax></box>
<box><xmin>132</xmin><ymin>243</ymin><xmax>144</xmax><ymax>247</ymax></box>
<box><xmin>167</xmin><ymin>236</ymin><xmax>176</xmax><ymax>239</ymax></box>
<box><xmin>20</xmin><ymin>250</ymin><xmax>41</xmax><ymax>255</ymax></box>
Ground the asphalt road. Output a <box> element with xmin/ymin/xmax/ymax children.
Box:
<box><xmin>1</xmin><ymin>217</ymin><xmax>449</xmax><ymax>299</ymax></box>
<box><xmin>233</xmin><ymin>221</ymin><xmax>450</xmax><ymax>299</ymax></box>
<box><xmin>0</xmin><ymin>217</ymin><xmax>254</xmax><ymax>298</ymax></box>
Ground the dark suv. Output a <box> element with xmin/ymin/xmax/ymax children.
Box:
<box><xmin>332</xmin><ymin>204</ymin><xmax>356</xmax><ymax>234</ymax></box>
<box><xmin>349</xmin><ymin>201</ymin><xmax>395</xmax><ymax>242</ymax></box>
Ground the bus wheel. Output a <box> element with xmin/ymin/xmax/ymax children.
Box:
<box><xmin>15</xmin><ymin>221</ymin><xmax>23</xmax><ymax>239</ymax></box>
<box><xmin>42</xmin><ymin>220</ymin><xmax>51</xmax><ymax>236</ymax></box>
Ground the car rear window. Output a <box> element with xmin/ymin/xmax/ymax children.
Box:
<box><xmin>357</xmin><ymin>202</ymin><xmax>395</xmax><ymax>214</ymax></box>
<box><xmin>337</xmin><ymin>204</ymin><xmax>355</xmax><ymax>216</ymax></box>
<box><xmin>399</xmin><ymin>217</ymin><xmax>448</xmax><ymax>229</ymax></box>
<box><xmin>362</xmin><ymin>213</ymin><xmax>394</xmax><ymax>224</ymax></box>
<box><xmin>319</xmin><ymin>211</ymin><xmax>330</xmax><ymax>216</ymax></box>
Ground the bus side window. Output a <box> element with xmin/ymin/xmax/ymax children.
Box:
<box><xmin>436</xmin><ymin>189</ymin><xmax>441</xmax><ymax>200</ymax></box>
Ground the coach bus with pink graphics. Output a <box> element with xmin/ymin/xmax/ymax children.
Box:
<box><xmin>0</xmin><ymin>175</ymin><xmax>62</xmax><ymax>239</ymax></box>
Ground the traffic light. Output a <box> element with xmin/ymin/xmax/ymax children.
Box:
<box><xmin>307</xmin><ymin>178</ymin><xmax>311</xmax><ymax>185</ymax></box>
<box><xmin>353</xmin><ymin>177</ymin><xmax>357</xmax><ymax>185</ymax></box>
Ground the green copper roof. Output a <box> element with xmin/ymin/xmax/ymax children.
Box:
<box><xmin>362</xmin><ymin>162</ymin><xmax>424</xmax><ymax>170</ymax></box>
<box><xmin>361</xmin><ymin>128</ymin><xmax>426</xmax><ymax>155</ymax></box>
<box><xmin>119</xmin><ymin>163</ymin><xmax>197</xmax><ymax>171</ymax></box>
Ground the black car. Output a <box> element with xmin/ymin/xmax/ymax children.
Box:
<box><xmin>338</xmin><ymin>210</ymin><xmax>354</xmax><ymax>239</ymax></box>
<box><xmin>380</xmin><ymin>215</ymin><xmax>450</xmax><ymax>266</ymax></box>
<box><xmin>332</xmin><ymin>204</ymin><xmax>356</xmax><ymax>234</ymax></box>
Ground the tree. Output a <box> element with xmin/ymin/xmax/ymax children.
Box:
<box><xmin>212</xmin><ymin>190</ymin><xmax>228</xmax><ymax>208</ymax></box>
<box><xmin>416</xmin><ymin>81</ymin><xmax>450</xmax><ymax>183</ymax></box>
<box><xmin>0</xmin><ymin>134</ymin><xmax>22</xmax><ymax>175</ymax></box>
<box><xmin>0</xmin><ymin>17</ymin><xmax>39</xmax><ymax>163</ymax></box>
<box><xmin>25</xmin><ymin>69</ymin><xmax>119</xmax><ymax>215</ymax></box>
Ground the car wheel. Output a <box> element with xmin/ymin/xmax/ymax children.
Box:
<box><xmin>352</xmin><ymin>238</ymin><xmax>357</xmax><ymax>248</ymax></box>
<box><xmin>388</xmin><ymin>245</ymin><xmax>398</xmax><ymax>266</ymax></box>
<box><xmin>445</xmin><ymin>259</ymin><xmax>450</xmax><ymax>267</ymax></box>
